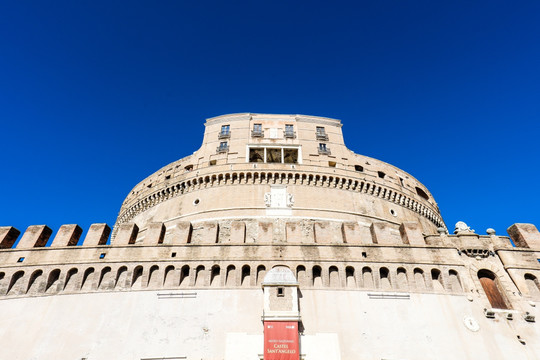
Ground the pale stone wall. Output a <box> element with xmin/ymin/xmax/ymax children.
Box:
<box><xmin>0</xmin><ymin>289</ymin><xmax>538</xmax><ymax>360</ymax></box>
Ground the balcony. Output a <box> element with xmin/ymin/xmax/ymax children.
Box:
<box><xmin>218</xmin><ymin>131</ymin><xmax>231</xmax><ymax>139</ymax></box>
<box><xmin>251</xmin><ymin>130</ymin><xmax>264</xmax><ymax>137</ymax></box>
<box><xmin>216</xmin><ymin>145</ymin><xmax>229</xmax><ymax>153</ymax></box>
<box><xmin>318</xmin><ymin>147</ymin><xmax>331</xmax><ymax>155</ymax></box>
<box><xmin>316</xmin><ymin>132</ymin><xmax>329</xmax><ymax>141</ymax></box>
<box><xmin>284</xmin><ymin>130</ymin><xmax>296</xmax><ymax>139</ymax></box>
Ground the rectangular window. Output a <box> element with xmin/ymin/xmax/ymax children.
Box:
<box><xmin>248</xmin><ymin>146</ymin><xmax>300</xmax><ymax>164</ymax></box>
<box><xmin>219</xmin><ymin>124</ymin><xmax>231</xmax><ymax>138</ymax></box>
<box><xmin>284</xmin><ymin>124</ymin><xmax>295</xmax><ymax>138</ymax></box>
<box><xmin>319</xmin><ymin>143</ymin><xmax>327</xmax><ymax>151</ymax></box>
<box><xmin>266</xmin><ymin>148</ymin><xmax>282</xmax><ymax>163</ymax></box>
<box><xmin>316</xmin><ymin>126</ymin><xmax>328</xmax><ymax>140</ymax></box>
<box><xmin>252</xmin><ymin>123</ymin><xmax>264</xmax><ymax>137</ymax></box>
<box><xmin>249</xmin><ymin>148</ymin><xmax>265</xmax><ymax>162</ymax></box>
<box><xmin>283</xmin><ymin>149</ymin><xmax>298</xmax><ymax>163</ymax></box>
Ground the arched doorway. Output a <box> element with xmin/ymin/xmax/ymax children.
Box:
<box><xmin>478</xmin><ymin>269</ymin><xmax>510</xmax><ymax>309</ymax></box>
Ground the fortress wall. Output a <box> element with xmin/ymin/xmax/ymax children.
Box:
<box><xmin>0</xmin><ymin>289</ymin><xmax>538</xmax><ymax>360</ymax></box>
<box><xmin>0</xmin><ymin>221</ymin><xmax>539</xmax><ymax>303</ymax></box>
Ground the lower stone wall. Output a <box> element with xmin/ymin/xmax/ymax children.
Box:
<box><xmin>0</xmin><ymin>289</ymin><xmax>538</xmax><ymax>360</ymax></box>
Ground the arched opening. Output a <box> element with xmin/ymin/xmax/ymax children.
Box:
<box><xmin>478</xmin><ymin>269</ymin><xmax>510</xmax><ymax>309</ymax></box>
<box><xmin>396</xmin><ymin>267</ymin><xmax>408</xmax><ymax>290</ymax></box>
<box><xmin>64</xmin><ymin>268</ymin><xmax>78</xmax><ymax>291</ymax></box>
<box><xmin>296</xmin><ymin>265</ymin><xmax>307</xmax><ymax>286</ymax></box>
<box><xmin>345</xmin><ymin>266</ymin><xmax>356</xmax><ymax>288</ymax></box>
<box><xmin>179</xmin><ymin>265</ymin><xmax>190</xmax><ymax>288</ymax></box>
<box><xmin>329</xmin><ymin>266</ymin><xmax>339</xmax><ymax>288</ymax></box>
<box><xmin>164</xmin><ymin>266</ymin><xmax>176</xmax><ymax>288</ymax></box>
<box><xmin>431</xmin><ymin>269</ymin><xmax>444</xmax><ymax>292</ymax></box>
<box><xmin>148</xmin><ymin>265</ymin><xmax>160</xmax><ymax>288</ymax></box>
<box><xmin>414</xmin><ymin>268</ymin><xmax>426</xmax><ymax>290</ymax></box>
<box><xmin>7</xmin><ymin>271</ymin><xmax>25</xmax><ymax>295</ymax></box>
<box><xmin>210</xmin><ymin>265</ymin><xmax>221</xmax><ymax>287</ymax></box>
<box><xmin>362</xmin><ymin>267</ymin><xmax>374</xmax><ymax>288</ymax></box>
<box><xmin>448</xmin><ymin>269</ymin><xmax>462</xmax><ymax>292</ymax></box>
<box><xmin>379</xmin><ymin>267</ymin><xmax>391</xmax><ymax>290</ymax></box>
<box><xmin>256</xmin><ymin>265</ymin><xmax>266</xmax><ymax>286</ymax></box>
<box><xmin>195</xmin><ymin>265</ymin><xmax>205</xmax><ymax>287</ymax></box>
<box><xmin>81</xmin><ymin>267</ymin><xmax>95</xmax><ymax>291</ymax></box>
<box><xmin>312</xmin><ymin>266</ymin><xmax>322</xmax><ymax>287</ymax></box>
<box><xmin>45</xmin><ymin>269</ymin><xmax>61</xmax><ymax>293</ymax></box>
<box><xmin>27</xmin><ymin>270</ymin><xmax>44</xmax><ymax>294</ymax></box>
<box><xmin>241</xmin><ymin>265</ymin><xmax>251</xmax><ymax>287</ymax></box>
<box><xmin>525</xmin><ymin>273</ymin><xmax>540</xmax><ymax>297</ymax></box>
<box><xmin>115</xmin><ymin>266</ymin><xmax>128</xmax><ymax>289</ymax></box>
<box><xmin>98</xmin><ymin>267</ymin><xmax>112</xmax><ymax>290</ymax></box>
<box><xmin>226</xmin><ymin>265</ymin><xmax>236</xmax><ymax>287</ymax></box>
<box><xmin>131</xmin><ymin>266</ymin><xmax>143</xmax><ymax>289</ymax></box>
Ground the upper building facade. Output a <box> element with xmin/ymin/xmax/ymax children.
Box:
<box><xmin>114</xmin><ymin>113</ymin><xmax>444</xmax><ymax>244</ymax></box>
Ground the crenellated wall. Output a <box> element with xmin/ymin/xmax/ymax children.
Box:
<box><xmin>1</xmin><ymin>221</ymin><xmax>539</xmax><ymax>307</ymax></box>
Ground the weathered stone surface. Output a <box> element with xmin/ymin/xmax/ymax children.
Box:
<box><xmin>51</xmin><ymin>224</ymin><xmax>82</xmax><ymax>247</ymax></box>
<box><xmin>507</xmin><ymin>223</ymin><xmax>540</xmax><ymax>249</ymax></box>
<box><xmin>82</xmin><ymin>224</ymin><xmax>110</xmax><ymax>246</ymax></box>
<box><xmin>17</xmin><ymin>225</ymin><xmax>52</xmax><ymax>248</ymax></box>
<box><xmin>0</xmin><ymin>226</ymin><xmax>20</xmax><ymax>249</ymax></box>
<box><xmin>399</xmin><ymin>222</ymin><xmax>425</xmax><ymax>245</ymax></box>
<box><xmin>114</xmin><ymin>223</ymin><xmax>139</xmax><ymax>245</ymax></box>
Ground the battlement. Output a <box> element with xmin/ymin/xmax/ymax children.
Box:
<box><xmin>1</xmin><ymin>221</ymin><xmax>539</xmax><ymax>303</ymax></box>
<box><xmin>2</xmin><ymin>221</ymin><xmax>540</xmax><ymax>250</ymax></box>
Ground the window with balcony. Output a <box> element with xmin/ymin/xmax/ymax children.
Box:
<box><xmin>316</xmin><ymin>126</ymin><xmax>328</xmax><ymax>140</ymax></box>
<box><xmin>217</xmin><ymin>141</ymin><xmax>229</xmax><ymax>153</ymax></box>
<box><xmin>284</xmin><ymin>124</ymin><xmax>296</xmax><ymax>139</ymax></box>
<box><xmin>318</xmin><ymin>143</ymin><xmax>331</xmax><ymax>155</ymax></box>
<box><xmin>252</xmin><ymin>123</ymin><xmax>264</xmax><ymax>137</ymax></box>
<box><xmin>219</xmin><ymin>124</ymin><xmax>231</xmax><ymax>139</ymax></box>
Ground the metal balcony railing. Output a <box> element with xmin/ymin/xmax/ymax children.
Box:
<box><xmin>218</xmin><ymin>131</ymin><xmax>231</xmax><ymax>139</ymax></box>
<box><xmin>316</xmin><ymin>132</ymin><xmax>329</xmax><ymax>141</ymax></box>
<box><xmin>284</xmin><ymin>130</ymin><xmax>296</xmax><ymax>139</ymax></box>
<box><xmin>251</xmin><ymin>130</ymin><xmax>264</xmax><ymax>137</ymax></box>
<box><xmin>318</xmin><ymin>147</ymin><xmax>331</xmax><ymax>155</ymax></box>
<box><xmin>216</xmin><ymin>145</ymin><xmax>229</xmax><ymax>153</ymax></box>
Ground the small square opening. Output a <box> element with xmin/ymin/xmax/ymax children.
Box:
<box><xmin>99</xmin><ymin>253</ymin><xmax>106</xmax><ymax>259</ymax></box>
<box><xmin>17</xmin><ymin>257</ymin><xmax>24</xmax><ymax>263</ymax></box>
<box><xmin>277</xmin><ymin>287</ymin><xmax>285</xmax><ymax>297</ymax></box>
<box><xmin>209</xmin><ymin>160</ymin><xmax>217</xmax><ymax>166</ymax></box>
<box><xmin>171</xmin><ymin>252</ymin><xmax>177</xmax><ymax>258</ymax></box>
<box><xmin>328</xmin><ymin>161</ymin><xmax>336</xmax><ymax>167</ymax></box>
<box><xmin>362</xmin><ymin>252</ymin><xmax>367</xmax><ymax>258</ymax></box>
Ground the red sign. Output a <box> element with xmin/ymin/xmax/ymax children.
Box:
<box><xmin>264</xmin><ymin>321</ymin><xmax>299</xmax><ymax>360</ymax></box>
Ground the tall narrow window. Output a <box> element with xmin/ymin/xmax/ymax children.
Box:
<box><xmin>316</xmin><ymin>126</ymin><xmax>328</xmax><ymax>140</ymax></box>
<box><xmin>252</xmin><ymin>123</ymin><xmax>263</xmax><ymax>137</ymax></box>
<box><xmin>217</xmin><ymin>141</ymin><xmax>228</xmax><ymax>153</ymax></box>
<box><xmin>318</xmin><ymin>143</ymin><xmax>330</xmax><ymax>155</ymax></box>
<box><xmin>219</xmin><ymin>124</ymin><xmax>230</xmax><ymax>139</ymax></box>
<box><xmin>284</xmin><ymin>124</ymin><xmax>295</xmax><ymax>138</ymax></box>
<box><xmin>478</xmin><ymin>269</ymin><xmax>510</xmax><ymax>309</ymax></box>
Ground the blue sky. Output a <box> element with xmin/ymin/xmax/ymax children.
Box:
<box><xmin>1</xmin><ymin>1</ymin><xmax>539</xmax><ymax>241</ymax></box>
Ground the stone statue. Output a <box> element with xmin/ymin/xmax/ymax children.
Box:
<box><xmin>454</xmin><ymin>221</ymin><xmax>474</xmax><ymax>234</ymax></box>
<box><xmin>287</xmin><ymin>193</ymin><xmax>294</xmax><ymax>207</ymax></box>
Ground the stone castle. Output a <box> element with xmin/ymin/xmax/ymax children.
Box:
<box><xmin>0</xmin><ymin>113</ymin><xmax>539</xmax><ymax>359</ymax></box>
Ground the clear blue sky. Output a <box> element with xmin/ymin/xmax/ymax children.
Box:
<box><xmin>1</xmin><ymin>1</ymin><xmax>539</xmax><ymax>241</ymax></box>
